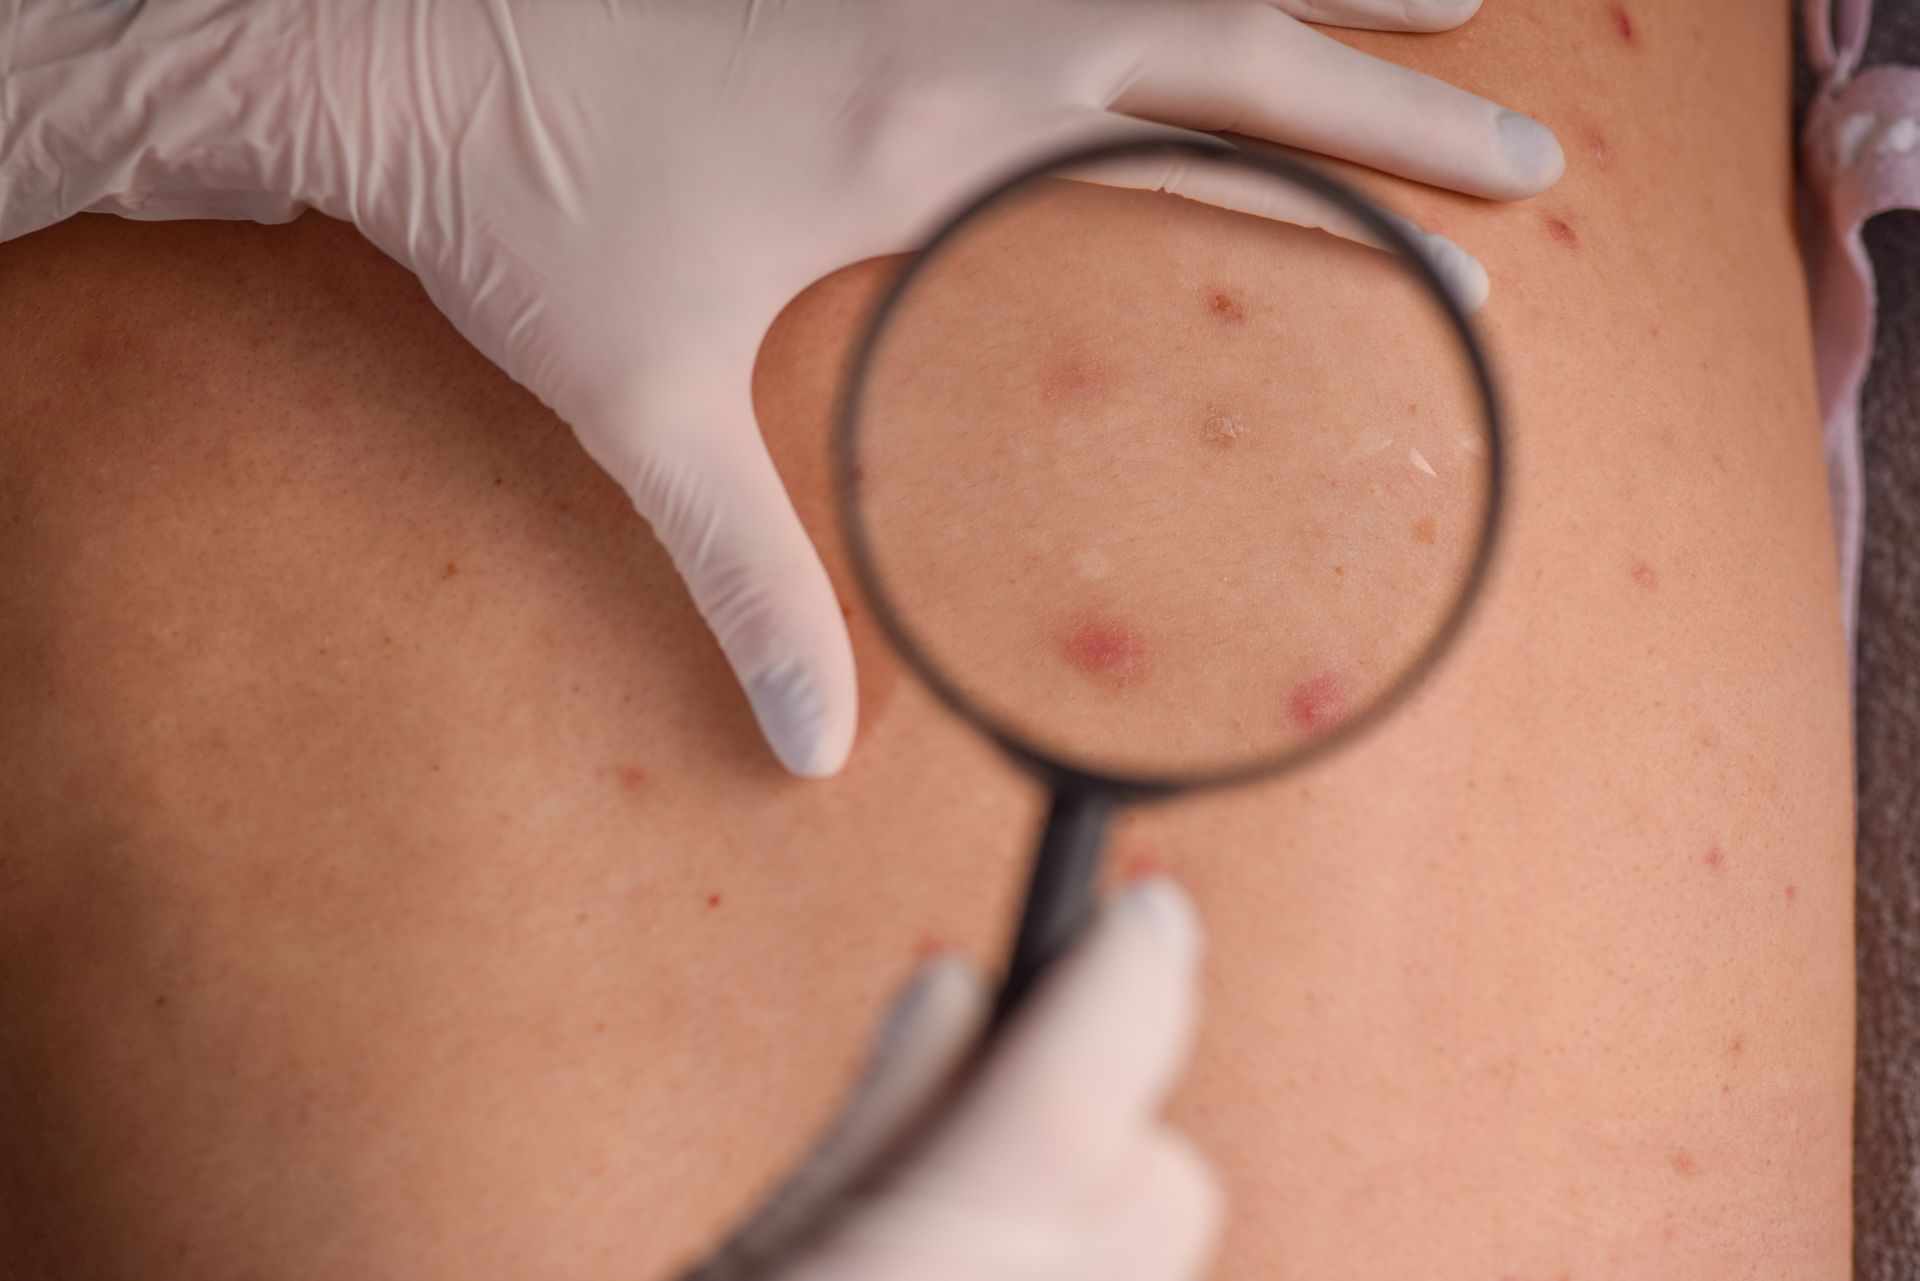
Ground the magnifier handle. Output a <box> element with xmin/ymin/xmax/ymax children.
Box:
<box><xmin>992</xmin><ymin>787</ymin><xmax>1115</xmax><ymax>1029</ymax></box>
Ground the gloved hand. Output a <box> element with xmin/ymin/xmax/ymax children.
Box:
<box><xmin>683</xmin><ymin>876</ymin><xmax>1214</xmax><ymax>1281</ymax></box>
<box><xmin>0</xmin><ymin>0</ymin><xmax>1561</xmax><ymax>777</ymax></box>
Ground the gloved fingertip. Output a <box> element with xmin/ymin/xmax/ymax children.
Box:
<box><xmin>1496</xmin><ymin>111</ymin><xmax>1566</xmax><ymax>192</ymax></box>
<box><xmin>749</xmin><ymin>662</ymin><xmax>855</xmax><ymax>777</ymax></box>
<box><xmin>1112</xmin><ymin>876</ymin><xmax>1203</xmax><ymax>967</ymax></box>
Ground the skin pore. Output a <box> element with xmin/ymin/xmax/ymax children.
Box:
<box><xmin>0</xmin><ymin>2</ymin><xmax>1850</xmax><ymax>1279</ymax></box>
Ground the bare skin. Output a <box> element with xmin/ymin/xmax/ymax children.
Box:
<box><xmin>0</xmin><ymin>2</ymin><xmax>1850</xmax><ymax>1278</ymax></box>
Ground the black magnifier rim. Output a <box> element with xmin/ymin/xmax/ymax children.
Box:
<box><xmin>835</xmin><ymin>135</ymin><xmax>1506</xmax><ymax>799</ymax></box>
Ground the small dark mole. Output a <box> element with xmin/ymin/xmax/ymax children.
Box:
<box><xmin>1206</xmin><ymin>290</ymin><xmax>1247</xmax><ymax>324</ymax></box>
<box><xmin>1333</xmin><ymin>565</ymin><xmax>1346</xmax><ymax>577</ymax></box>
<box><xmin>1407</xmin><ymin>401</ymin><xmax>1421</xmax><ymax>415</ymax></box>
<box><xmin>154</xmin><ymin>995</ymin><xmax>167</xmax><ymax>1007</ymax></box>
<box><xmin>706</xmin><ymin>892</ymin><xmax>723</xmax><ymax>908</ymax></box>
<box><xmin>1545</xmin><ymin>216</ymin><xmax>1579</xmax><ymax>246</ymax></box>
<box><xmin>1670</xmin><ymin>1149</ymin><xmax>1699</xmax><ymax>1177</ymax></box>
<box><xmin>555</xmin><ymin>499</ymin><xmax>572</xmax><ymax>513</ymax></box>
<box><xmin>1704</xmin><ymin>845</ymin><xmax>1726</xmax><ymax>871</ymax></box>
<box><xmin>493</xmin><ymin>474</ymin><xmax>504</xmax><ymax>486</ymax></box>
<box><xmin>1785</xmin><ymin>883</ymin><xmax>1798</xmax><ymax>903</ymax></box>
<box><xmin>1609</xmin><ymin>2</ymin><xmax>1636</xmax><ymax>45</ymax></box>
<box><xmin>1632</xmin><ymin>562</ymin><xmax>1656</xmax><ymax>589</ymax></box>
<box><xmin>441</xmin><ymin>562</ymin><xmax>459</xmax><ymax>580</ymax></box>
<box><xmin>381</xmin><ymin>632</ymin><xmax>394</xmax><ymax>647</ymax></box>
<box><xmin>1412</xmin><ymin>515</ymin><xmax>1438</xmax><ymax>545</ymax></box>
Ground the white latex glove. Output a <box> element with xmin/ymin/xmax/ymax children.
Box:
<box><xmin>683</xmin><ymin>876</ymin><xmax>1213</xmax><ymax>1281</ymax></box>
<box><xmin>0</xmin><ymin>0</ymin><xmax>1562</xmax><ymax>777</ymax></box>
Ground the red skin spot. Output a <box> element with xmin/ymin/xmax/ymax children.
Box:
<box><xmin>1785</xmin><ymin>883</ymin><xmax>1798</xmax><ymax>903</ymax></box>
<box><xmin>1609</xmin><ymin>3</ymin><xmax>1636</xmax><ymax>45</ymax></box>
<box><xmin>600</xmin><ymin>764</ymin><xmax>648</xmax><ymax>793</ymax></box>
<box><xmin>1632</xmin><ymin>561</ymin><xmax>1656</xmax><ymax>589</ymax></box>
<box><xmin>1545</xmin><ymin>216</ymin><xmax>1579</xmax><ymax>246</ymax></box>
<box><xmin>441</xmin><ymin>562</ymin><xmax>459</xmax><ymax>580</ymax></box>
<box><xmin>570</xmin><ymin>682</ymin><xmax>582</xmax><ymax>694</ymax></box>
<box><xmin>1037</xmin><ymin>357</ymin><xmax>1110</xmax><ymax>407</ymax></box>
<box><xmin>706</xmin><ymin>892</ymin><xmax>723</xmax><ymax>909</ymax></box>
<box><xmin>1205</xmin><ymin>290</ymin><xmax>1247</xmax><ymax>325</ymax></box>
<box><xmin>1117</xmin><ymin>849</ymin><xmax>1164</xmax><ymax>882</ymax></box>
<box><xmin>555</xmin><ymin>499</ymin><xmax>573</xmax><ymax>513</ymax></box>
<box><xmin>206</xmin><ymin>727</ymin><xmax>229</xmax><ymax>751</ymax></box>
<box><xmin>1063</xmin><ymin>618</ymin><xmax>1147</xmax><ymax>682</ymax></box>
<box><xmin>1670</xmin><ymin>1149</ymin><xmax>1698</xmax><ymax>1177</ymax></box>
<box><xmin>1287</xmin><ymin>672</ymin><xmax>1349</xmax><ymax>732</ymax></box>
<box><xmin>594</xmin><ymin>1021</ymin><xmax>606</xmax><ymax>1034</ymax></box>
<box><xmin>914</xmin><ymin>932</ymin><xmax>946</xmax><ymax>960</ymax></box>
<box><xmin>1703</xmin><ymin>846</ymin><xmax>1726</xmax><ymax>871</ymax></box>
<box><xmin>1728</xmin><ymin>1032</ymin><xmax>1745</xmax><ymax>1058</ymax></box>
<box><xmin>848</xmin><ymin>461</ymin><xmax>866</xmax><ymax>493</ymax></box>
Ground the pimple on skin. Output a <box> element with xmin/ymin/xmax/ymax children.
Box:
<box><xmin>706</xmin><ymin>892</ymin><xmax>723</xmax><ymax>909</ymax></box>
<box><xmin>1704</xmin><ymin>845</ymin><xmax>1726</xmax><ymax>871</ymax></box>
<box><xmin>1670</xmin><ymin>1149</ymin><xmax>1699</xmax><ymax>1177</ymax></box>
<box><xmin>1632</xmin><ymin>561</ymin><xmax>1656</xmax><ymax>589</ymax></box>
<box><xmin>1062</xmin><ymin>617</ymin><xmax>1148</xmax><ymax>683</ymax></box>
<box><xmin>1610</xmin><ymin>2</ymin><xmax>1637</xmax><ymax>46</ymax></box>
<box><xmin>1785</xmin><ymin>883</ymin><xmax>1798</xmax><ymax>903</ymax></box>
<box><xmin>1204</xmin><ymin>289</ymin><xmax>1247</xmax><ymax>325</ymax></box>
<box><xmin>441</xmin><ymin>561</ymin><xmax>460</xmax><ymax>580</ymax></box>
<box><xmin>1287</xmin><ymin>672</ymin><xmax>1349</xmax><ymax>731</ymax></box>
<box><xmin>1545</xmin><ymin>216</ymin><xmax>1579</xmax><ymax>246</ymax></box>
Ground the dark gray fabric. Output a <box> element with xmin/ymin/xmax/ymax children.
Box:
<box><xmin>1799</xmin><ymin>0</ymin><xmax>1920</xmax><ymax>1274</ymax></box>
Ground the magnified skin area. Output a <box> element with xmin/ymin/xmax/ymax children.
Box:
<box><xmin>0</xmin><ymin>3</ymin><xmax>1850</xmax><ymax>1279</ymax></box>
<box><xmin>854</xmin><ymin>175</ymin><xmax>1487</xmax><ymax>774</ymax></box>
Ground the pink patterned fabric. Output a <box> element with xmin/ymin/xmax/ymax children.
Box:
<box><xmin>1801</xmin><ymin>0</ymin><xmax>1920</xmax><ymax>658</ymax></box>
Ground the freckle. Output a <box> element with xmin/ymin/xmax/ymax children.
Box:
<box><xmin>1610</xmin><ymin>2</ymin><xmax>1636</xmax><ymax>45</ymax></box>
<box><xmin>1407</xmin><ymin>401</ymin><xmax>1420</xmax><ymax>415</ymax></box>
<box><xmin>1728</xmin><ymin>1032</ymin><xmax>1745</xmax><ymax>1058</ymax></box>
<box><xmin>1704</xmin><ymin>845</ymin><xmax>1725</xmax><ymax>871</ymax></box>
<box><xmin>381</xmin><ymin>632</ymin><xmax>394</xmax><ymax>646</ymax></box>
<box><xmin>1632</xmin><ymin>561</ymin><xmax>1656</xmax><ymax>588</ymax></box>
<box><xmin>1545</xmin><ymin>216</ymin><xmax>1579</xmax><ymax>246</ymax></box>
<box><xmin>154</xmin><ymin>995</ymin><xmax>166</xmax><ymax>1007</ymax></box>
<box><xmin>1287</xmin><ymin>672</ymin><xmax>1349</xmax><ymax>732</ymax></box>
<box><xmin>493</xmin><ymin>474</ymin><xmax>504</xmax><ymax>486</ymax></box>
<box><xmin>1063</xmin><ymin>618</ymin><xmax>1147</xmax><ymax>682</ymax></box>
<box><xmin>1412</xmin><ymin>515</ymin><xmax>1438</xmax><ymax>545</ymax></box>
<box><xmin>706</xmin><ymin>892</ymin><xmax>722</xmax><ymax>908</ymax></box>
<box><xmin>1333</xmin><ymin>565</ymin><xmax>1345</xmax><ymax>576</ymax></box>
<box><xmin>206</xmin><ymin>727</ymin><xmax>229</xmax><ymax>750</ymax></box>
<box><xmin>555</xmin><ymin>499</ymin><xmax>572</xmax><ymax>513</ymax></box>
<box><xmin>1205</xmin><ymin>290</ymin><xmax>1247</xmax><ymax>324</ymax></box>
<box><xmin>576</xmin><ymin>912</ymin><xmax>588</xmax><ymax>924</ymax></box>
<box><xmin>594</xmin><ymin>1021</ymin><xmax>606</xmax><ymax>1034</ymax></box>
<box><xmin>441</xmin><ymin>561</ymin><xmax>459</xmax><ymax>580</ymax></box>
<box><xmin>1670</xmin><ymin>1149</ymin><xmax>1698</xmax><ymax>1177</ymax></box>
<box><xmin>1785</xmin><ymin>883</ymin><xmax>1798</xmax><ymax>903</ymax></box>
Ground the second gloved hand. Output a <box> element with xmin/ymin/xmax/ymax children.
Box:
<box><xmin>0</xmin><ymin>0</ymin><xmax>1562</xmax><ymax>776</ymax></box>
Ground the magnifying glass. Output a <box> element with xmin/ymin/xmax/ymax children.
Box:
<box><xmin>688</xmin><ymin>133</ymin><xmax>1504</xmax><ymax>1277</ymax></box>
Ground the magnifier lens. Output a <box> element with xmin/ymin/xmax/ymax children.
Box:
<box><xmin>844</xmin><ymin>146</ymin><xmax>1496</xmax><ymax>782</ymax></box>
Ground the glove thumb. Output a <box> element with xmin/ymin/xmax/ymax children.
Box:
<box><xmin>573</xmin><ymin>362</ymin><xmax>858</xmax><ymax>776</ymax></box>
